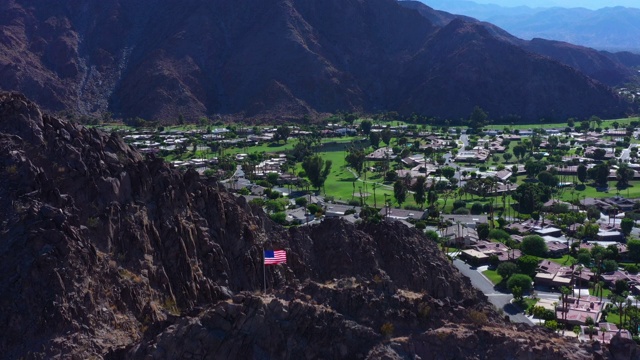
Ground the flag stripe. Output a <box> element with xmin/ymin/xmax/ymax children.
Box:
<box><xmin>264</xmin><ymin>250</ymin><xmax>287</xmax><ymax>265</ymax></box>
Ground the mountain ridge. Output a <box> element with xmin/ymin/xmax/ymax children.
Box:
<box><xmin>0</xmin><ymin>0</ymin><xmax>633</xmax><ymax>123</ymax></box>
<box><xmin>416</xmin><ymin>0</ymin><xmax>640</xmax><ymax>53</ymax></box>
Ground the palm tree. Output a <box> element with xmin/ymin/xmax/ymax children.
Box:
<box><xmin>625</xmin><ymin>298</ymin><xmax>633</xmax><ymax>327</ymax></box>
<box><xmin>598</xmin><ymin>281</ymin><xmax>605</xmax><ymax>303</ymax></box>
<box><xmin>600</xmin><ymin>326</ymin><xmax>607</xmax><ymax>343</ymax></box>
<box><xmin>608</xmin><ymin>293</ymin><xmax>627</xmax><ymax>329</ymax></box>
<box><xmin>560</xmin><ymin>286</ymin><xmax>572</xmax><ymax>326</ymax></box>
<box><xmin>576</xmin><ymin>265</ymin><xmax>584</xmax><ymax>301</ymax></box>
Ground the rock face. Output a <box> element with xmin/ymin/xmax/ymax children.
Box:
<box><xmin>0</xmin><ymin>0</ymin><xmax>631</xmax><ymax>123</ymax></box>
<box><xmin>0</xmin><ymin>93</ymin><xmax>636</xmax><ymax>359</ymax></box>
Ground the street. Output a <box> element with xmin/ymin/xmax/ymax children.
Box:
<box><xmin>453</xmin><ymin>259</ymin><xmax>534</xmax><ymax>325</ymax></box>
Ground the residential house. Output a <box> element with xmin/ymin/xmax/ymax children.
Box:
<box><xmin>459</xmin><ymin>241</ymin><xmax>521</xmax><ymax>265</ymax></box>
<box><xmin>578</xmin><ymin>323</ymin><xmax>632</xmax><ymax>344</ymax></box>
<box><xmin>455</xmin><ymin>149</ymin><xmax>490</xmax><ymax>163</ymax></box>
<box><xmin>440</xmin><ymin>214</ymin><xmax>489</xmax><ymax>228</ymax></box>
<box><xmin>285</xmin><ymin>208</ymin><xmax>314</xmax><ymax>225</ymax></box>
<box><xmin>325</xmin><ymin>204</ymin><xmax>361</xmax><ymax>218</ymax></box>
<box><xmin>557</xmin><ymin>295</ymin><xmax>603</xmax><ymax>326</ymax></box>
<box><xmin>380</xmin><ymin>208</ymin><xmax>425</xmax><ymax>221</ymax></box>
<box><xmin>366</xmin><ymin>147</ymin><xmax>396</xmax><ymax>161</ymax></box>
<box><xmin>441</xmin><ymin>225</ymin><xmax>479</xmax><ymax>248</ymax></box>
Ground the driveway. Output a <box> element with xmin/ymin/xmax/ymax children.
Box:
<box><xmin>453</xmin><ymin>259</ymin><xmax>533</xmax><ymax>325</ymax></box>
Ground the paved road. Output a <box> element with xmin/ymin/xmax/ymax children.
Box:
<box><xmin>620</xmin><ymin>148</ymin><xmax>631</xmax><ymax>162</ymax></box>
<box><xmin>460</xmin><ymin>133</ymin><xmax>469</xmax><ymax>148</ymax></box>
<box><xmin>453</xmin><ymin>259</ymin><xmax>534</xmax><ymax>325</ymax></box>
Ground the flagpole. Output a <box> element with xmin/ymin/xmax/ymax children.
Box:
<box><xmin>263</xmin><ymin>246</ymin><xmax>267</xmax><ymax>293</ymax></box>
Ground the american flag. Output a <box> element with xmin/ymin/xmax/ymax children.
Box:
<box><xmin>264</xmin><ymin>250</ymin><xmax>287</xmax><ymax>265</ymax></box>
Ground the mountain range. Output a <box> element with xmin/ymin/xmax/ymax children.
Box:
<box><xmin>418</xmin><ymin>0</ymin><xmax>640</xmax><ymax>53</ymax></box>
<box><xmin>0</xmin><ymin>0</ymin><xmax>636</xmax><ymax>123</ymax></box>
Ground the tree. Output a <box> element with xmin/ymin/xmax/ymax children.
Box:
<box><xmin>617</xmin><ymin>163</ymin><xmax>634</xmax><ymax>188</ymax></box>
<box><xmin>345</xmin><ymin>147</ymin><xmax>366</xmax><ymax>177</ymax></box>
<box><xmin>537</xmin><ymin>171</ymin><xmax>558</xmax><ymax>187</ymax></box>
<box><xmin>442</xmin><ymin>166</ymin><xmax>456</xmax><ymax>180</ymax></box>
<box><xmin>521</xmin><ymin>235</ymin><xmax>548</xmax><ymax>257</ymax></box>
<box><xmin>302</xmin><ymin>155</ymin><xmax>332</xmax><ymax>191</ymax></box>
<box><xmin>497</xmin><ymin>262</ymin><xmax>518</xmax><ymax>280</ymax></box>
<box><xmin>270</xmin><ymin>212</ymin><xmax>287</xmax><ymax>225</ymax></box>
<box><xmin>517</xmin><ymin>255</ymin><xmax>541</xmax><ymax>277</ymax></box>
<box><xmin>295</xmin><ymin>197</ymin><xmax>308</xmax><ymax>207</ymax></box>
<box><xmin>577</xmin><ymin>222</ymin><xmax>599</xmax><ymax>240</ymax></box>
<box><xmin>507</xmin><ymin>274</ymin><xmax>533</xmax><ymax>295</ymax></box>
<box><xmin>489</xmin><ymin>255</ymin><xmax>500</xmax><ymax>268</ymax></box>
<box><xmin>590</xmin><ymin>148</ymin><xmax>607</xmax><ymax>161</ymax></box>
<box><xmin>427</xmin><ymin>186</ymin><xmax>438</xmax><ymax>207</ymax></box>
<box><xmin>467</xmin><ymin>106</ymin><xmax>490</xmax><ymax>133</ymax></box>
<box><xmin>512</xmin><ymin>285</ymin><xmax>524</xmax><ymax>301</ymax></box>
<box><xmin>627</xmin><ymin>264</ymin><xmax>639</xmax><ymax>274</ymax></box>
<box><xmin>360</xmin><ymin>120</ymin><xmax>372</xmax><ymax>135</ymax></box>
<box><xmin>425</xmin><ymin>230</ymin><xmax>440</xmax><ymax>243</ymax></box>
<box><xmin>628</xmin><ymin>239</ymin><xmax>640</xmax><ymax>264</ymax></box>
<box><xmin>385</xmin><ymin>170</ymin><xmax>398</xmax><ymax>182</ymax></box>
<box><xmin>588</xmin><ymin>163</ymin><xmax>609</xmax><ymax>188</ymax></box>
<box><xmin>544</xmin><ymin>320</ymin><xmax>558</xmax><ymax>331</ymax></box>
<box><xmin>488</xmin><ymin>229</ymin><xmax>511</xmax><ymax>243</ymax></box>
<box><xmin>413</xmin><ymin>176</ymin><xmax>427</xmax><ymax>209</ymax></box>
<box><xmin>275</xmin><ymin>125</ymin><xmax>291</xmax><ymax>143</ymax></box>
<box><xmin>267</xmin><ymin>172</ymin><xmax>280</xmax><ymax>187</ymax></box>
<box><xmin>344</xmin><ymin>113</ymin><xmax>357</xmax><ymax>125</ymax></box>
<box><xmin>577</xmin><ymin>250</ymin><xmax>592</xmax><ymax>266</ymax></box>
<box><xmin>381</xmin><ymin>128</ymin><xmax>392</xmax><ymax>146</ymax></box>
<box><xmin>621</xmin><ymin>218</ymin><xmax>634</xmax><ymax>237</ymax></box>
<box><xmin>525</xmin><ymin>159</ymin><xmax>546</xmax><ymax>178</ymax></box>
<box><xmin>585</xmin><ymin>206</ymin><xmax>600</xmax><ymax>221</ymax></box>
<box><xmin>393</xmin><ymin>180</ymin><xmax>407</xmax><ymax>207</ymax></box>
<box><xmin>513</xmin><ymin>144</ymin><xmax>527</xmax><ymax>159</ymax></box>
<box><xmin>577</xmin><ymin>164</ymin><xmax>587</xmax><ymax>185</ymax></box>
<box><xmin>512</xmin><ymin>182</ymin><xmax>551</xmax><ymax>214</ymax></box>
<box><xmin>603</xmin><ymin>259</ymin><xmax>619</xmax><ymax>273</ymax></box>
<box><xmin>560</xmin><ymin>286</ymin><xmax>572</xmax><ymax>323</ymax></box>
<box><xmin>369</xmin><ymin>132</ymin><xmax>380</xmax><ymax>148</ymax></box>
<box><xmin>477</xmin><ymin>223</ymin><xmax>490</xmax><ymax>240</ymax></box>
<box><xmin>471</xmin><ymin>202</ymin><xmax>484</xmax><ymax>215</ymax></box>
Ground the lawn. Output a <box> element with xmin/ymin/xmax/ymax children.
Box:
<box><xmin>318</xmin><ymin>150</ymin><xmax>396</xmax><ymax>206</ymax></box>
<box><xmin>547</xmin><ymin>255</ymin><xmax>577</xmax><ymax>266</ymax></box>
<box><xmin>588</xmin><ymin>287</ymin><xmax>611</xmax><ymax>299</ymax></box>
<box><xmin>482</xmin><ymin>269</ymin><xmax>503</xmax><ymax>285</ymax></box>
<box><xmin>516</xmin><ymin>297</ymin><xmax>539</xmax><ymax>313</ymax></box>
<box><xmin>226</xmin><ymin>141</ymin><xmax>296</xmax><ymax>155</ymax></box>
<box><xmin>485</xmin><ymin>116</ymin><xmax>640</xmax><ymax>131</ymax></box>
<box><xmin>558</xmin><ymin>181</ymin><xmax>640</xmax><ymax>201</ymax></box>
<box><xmin>605</xmin><ymin>312</ymin><xmax>620</xmax><ymax>326</ymax></box>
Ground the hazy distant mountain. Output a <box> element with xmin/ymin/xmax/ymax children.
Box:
<box><xmin>418</xmin><ymin>0</ymin><xmax>640</xmax><ymax>53</ymax></box>
<box><xmin>0</xmin><ymin>0</ymin><xmax>631</xmax><ymax>123</ymax></box>
<box><xmin>472</xmin><ymin>0</ymin><xmax>640</xmax><ymax>9</ymax></box>
<box><xmin>401</xmin><ymin>1</ymin><xmax>638</xmax><ymax>87</ymax></box>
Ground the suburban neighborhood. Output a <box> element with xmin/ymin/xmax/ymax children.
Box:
<box><xmin>111</xmin><ymin>114</ymin><xmax>640</xmax><ymax>343</ymax></box>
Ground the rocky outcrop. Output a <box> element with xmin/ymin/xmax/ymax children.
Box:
<box><xmin>0</xmin><ymin>93</ymin><xmax>636</xmax><ymax>359</ymax></box>
<box><xmin>0</xmin><ymin>0</ymin><xmax>631</xmax><ymax>123</ymax></box>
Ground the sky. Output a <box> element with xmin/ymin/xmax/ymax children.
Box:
<box><xmin>471</xmin><ymin>0</ymin><xmax>640</xmax><ymax>9</ymax></box>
